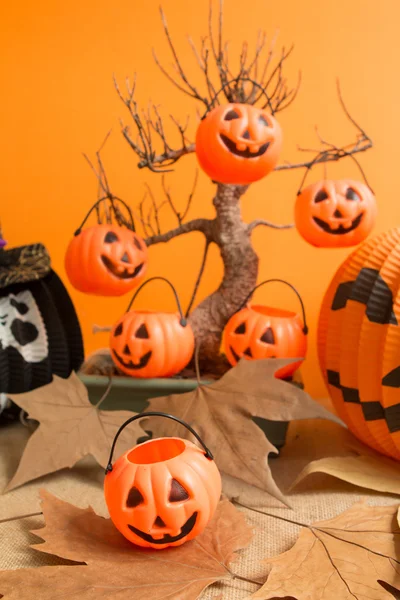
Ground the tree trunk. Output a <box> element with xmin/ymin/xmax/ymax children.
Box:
<box><xmin>189</xmin><ymin>183</ymin><xmax>259</xmax><ymax>371</ymax></box>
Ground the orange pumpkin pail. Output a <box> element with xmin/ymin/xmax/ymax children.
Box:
<box><xmin>224</xmin><ymin>279</ymin><xmax>308</xmax><ymax>379</ymax></box>
<box><xmin>65</xmin><ymin>197</ymin><xmax>148</xmax><ymax>296</ymax></box>
<box><xmin>110</xmin><ymin>277</ymin><xmax>195</xmax><ymax>378</ymax></box>
<box><xmin>104</xmin><ymin>412</ymin><xmax>222</xmax><ymax>550</ymax></box>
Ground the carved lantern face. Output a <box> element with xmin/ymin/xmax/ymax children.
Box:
<box><xmin>224</xmin><ymin>305</ymin><xmax>307</xmax><ymax>379</ymax></box>
<box><xmin>110</xmin><ymin>310</ymin><xmax>195</xmax><ymax>378</ymax></box>
<box><xmin>104</xmin><ymin>437</ymin><xmax>222</xmax><ymax>549</ymax></box>
<box><xmin>295</xmin><ymin>179</ymin><xmax>377</xmax><ymax>248</ymax></box>
<box><xmin>195</xmin><ymin>103</ymin><xmax>282</xmax><ymax>184</ymax></box>
<box><xmin>65</xmin><ymin>224</ymin><xmax>148</xmax><ymax>296</ymax></box>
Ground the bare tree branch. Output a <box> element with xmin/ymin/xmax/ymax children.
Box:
<box><xmin>186</xmin><ymin>239</ymin><xmax>210</xmax><ymax>317</ymax></box>
<box><xmin>145</xmin><ymin>218</ymin><xmax>213</xmax><ymax>247</ymax></box>
<box><xmin>247</xmin><ymin>219</ymin><xmax>294</xmax><ymax>232</ymax></box>
<box><xmin>275</xmin><ymin>81</ymin><xmax>372</xmax><ymax>173</ymax></box>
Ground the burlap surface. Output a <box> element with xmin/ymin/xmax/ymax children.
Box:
<box><xmin>1</xmin><ymin>417</ymin><xmax>398</xmax><ymax>599</ymax></box>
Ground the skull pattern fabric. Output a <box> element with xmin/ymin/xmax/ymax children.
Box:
<box><xmin>0</xmin><ymin>290</ymin><xmax>48</xmax><ymax>363</ymax></box>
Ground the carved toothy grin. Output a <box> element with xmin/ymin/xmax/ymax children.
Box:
<box><xmin>313</xmin><ymin>213</ymin><xmax>364</xmax><ymax>235</ymax></box>
<box><xmin>128</xmin><ymin>511</ymin><xmax>198</xmax><ymax>545</ymax></box>
<box><xmin>101</xmin><ymin>256</ymin><xmax>144</xmax><ymax>279</ymax></box>
<box><xmin>220</xmin><ymin>134</ymin><xmax>270</xmax><ymax>158</ymax></box>
<box><xmin>112</xmin><ymin>349</ymin><xmax>152</xmax><ymax>370</ymax></box>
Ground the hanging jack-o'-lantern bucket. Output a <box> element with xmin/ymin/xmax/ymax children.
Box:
<box><xmin>195</xmin><ymin>78</ymin><xmax>283</xmax><ymax>185</ymax></box>
<box><xmin>65</xmin><ymin>197</ymin><xmax>148</xmax><ymax>297</ymax></box>
<box><xmin>104</xmin><ymin>412</ymin><xmax>222</xmax><ymax>550</ymax></box>
<box><xmin>224</xmin><ymin>279</ymin><xmax>308</xmax><ymax>379</ymax></box>
<box><xmin>110</xmin><ymin>277</ymin><xmax>195</xmax><ymax>379</ymax></box>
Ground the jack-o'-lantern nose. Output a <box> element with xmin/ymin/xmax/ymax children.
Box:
<box><xmin>121</xmin><ymin>252</ymin><xmax>130</xmax><ymax>263</ymax></box>
<box><xmin>333</xmin><ymin>209</ymin><xmax>343</xmax><ymax>218</ymax></box>
<box><xmin>154</xmin><ymin>516</ymin><xmax>166</xmax><ymax>528</ymax></box>
<box><xmin>242</xmin><ymin>130</ymin><xmax>251</xmax><ymax>140</ymax></box>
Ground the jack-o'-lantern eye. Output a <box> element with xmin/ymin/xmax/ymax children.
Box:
<box><xmin>135</xmin><ymin>324</ymin><xmax>149</xmax><ymax>339</ymax></box>
<box><xmin>346</xmin><ymin>188</ymin><xmax>360</xmax><ymax>202</ymax></box>
<box><xmin>104</xmin><ymin>231</ymin><xmax>119</xmax><ymax>243</ymax></box>
<box><xmin>260</xmin><ymin>327</ymin><xmax>275</xmax><ymax>344</ymax></box>
<box><xmin>234</xmin><ymin>322</ymin><xmax>246</xmax><ymax>334</ymax></box>
<box><xmin>114</xmin><ymin>322</ymin><xmax>123</xmax><ymax>336</ymax></box>
<box><xmin>224</xmin><ymin>109</ymin><xmax>240</xmax><ymax>121</ymax></box>
<box><xmin>259</xmin><ymin>114</ymin><xmax>269</xmax><ymax>126</ymax></box>
<box><xmin>127</xmin><ymin>486</ymin><xmax>144</xmax><ymax>508</ymax></box>
<box><xmin>133</xmin><ymin>237</ymin><xmax>143</xmax><ymax>251</ymax></box>
<box><xmin>169</xmin><ymin>479</ymin><xmax>190</xmax><ymax>502</ymax></box>
<box><xmin>314</xmin><ymin>189</ymin><xmax>329</xmax><ymax>203</ymax></box>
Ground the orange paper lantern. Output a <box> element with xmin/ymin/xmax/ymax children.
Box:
<box><xmin>318</xmin><ymin>228</ymin><xmax>400</xmax><ymax>460</ymax></box>
<box><xmin>295</xmin><ymin>179</ymin><xmax>377</xmax><ymax>248</ymax></box>
<box><xmin>195</xmin><ymin>103</ymin><xmax>282</xmax><ymax>185</ymax></box>
<box><xmin>224</xmin><ymin>279</ymin><xmax>308</xmax><ymax>379</ymax></box>
<box><xmin>104</xmin><ymin>412</ymin><xmax>222</xmax><ymax>550</ymax></box>
<box><xmin>110</xmin><ymin>277</ymin><xmax>195</xmax><ymax>378</ymax></box>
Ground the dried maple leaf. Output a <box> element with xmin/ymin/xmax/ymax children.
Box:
<box><xmin>290</xmin><ymin>431</ymin><xmax>400</xmax><ymax>496</ymax></box>
<box><xmin>291</xmin><ymin>454</ymin><xmax>400</xmax><ymax>496</ymax></box>
<box><xmin>144</xmin><ymin>359</ymin><xmax>342</xmax><ymax>504</ymax></box>
<box><xmin>5</xmin><ymin>373</ymin><xmax>144</xmax><ymax>492</ymax></box>
<box><xmin>0</xmin><ymin>489</ymin><xmax>252</xmax><ymax>599</ymax></box>
<box><xmin>251</xmin><ymin>501</ymin><xmax>400</xmax><ymax>600</ymax></box>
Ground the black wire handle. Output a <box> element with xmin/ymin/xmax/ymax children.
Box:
<box><xmin>126</xmin><ymin>276</ymin><xmax>187</xmax><ymax>327</ymax></box>
<box><xmin>73</xmin><ymin>196</ymin><xmax>136</xmax><ymax>235</ymax></box>
<box><xmin>105</xmin><ymin>411</ymin><xmax>214</xmax><ymax>473</ymax></box>
<box><xmin>203</xmin><ymin>77</ymin><xmax>274</xmax><ymax>117</ymax></box>
<box><xmin>239</xmin><ymin>278</ymin><xmax>308</xmax><ymax>335</ymax></box>
<box><xmin>297</xmin><ymin>149</ymin><xmax>373</xmax><ymax>196</ymax></box>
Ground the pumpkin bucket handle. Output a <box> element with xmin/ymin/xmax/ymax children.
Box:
<box><xmin>105</xmin><ymin>411</ymin><xmax>214</xmax><ymax>473</ymax></box>
<box><xmin>73</xmin><ymin>196</ymin><xmax>136</xmax><ymax>235</ymax></box>
<box><xmin>203</xmin><ymin>77</ymin><xmax>274</xmax><ymax>117</ymax></box>
<box><xmin>296</xmin><ymin>149</ymin><xmax>374</xmax><ymax>196</ymax></box>
<box><xmin>125</xmin><ymin>276</ymin><xmax>188</xmax><ymax>327</ymax></box>
<box><xmin>239</xmin><ymin>278</ymin><xmax>308</xmax><ymax>335</ymax></box>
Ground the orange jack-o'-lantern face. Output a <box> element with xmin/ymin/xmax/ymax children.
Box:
<box><xmin>104</xmin><ymin>437</ymin><xmax>222</xmax><ymax>549</ymax></box>
<box><xmin>195</xmin><ymin>103</ymin><xmax>282</xmax><ymax>184</ymax></box>
<box><xmin>110</xmin><ymin>310</ymin><xmax>195</xmax><ymax>378</ymax></box>
<box><xmin>224</xmin><ymin>305</ymin><xmax>307</xmax><ymax>379</ymax></box>
<box><xmin>295</xmin><ymin>180</ymin><xmax>377</xmax><ymax>248</ymax></box>
<box><xmin>65</xmin><ymin>224</ymin><xmax>148</xmax><ymax>296</ymax></box>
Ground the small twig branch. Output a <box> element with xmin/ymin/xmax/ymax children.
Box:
<box><xmin>145</xmin><ymin>218</ymin><xmax>213</xmax><ymax>247</ymax></box>
<box><xmin>145</xmin><ymin>184</ymin><xmax>162</xmax><ymax>235</ymax></box>
<box><xmin>248</xmin><ymin>219</ymin><xmax>294</xmax><ymax>233</ymax></box>
<box><xmin>186</xmin><ymin>238</ymin><xmax>210</xmax><ymax>317</ymax></box>
<box><xmin>276</xmin><ymin>83</ymin><xmax>372</xmax><ymax>173</ymax></box>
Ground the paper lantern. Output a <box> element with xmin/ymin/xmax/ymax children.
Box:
<box><xmin>195</xmin><ymin>103</ymin><xmax>282</xmax><ymax>184</ymax></box>
<box><xmin>104</xmin><ymin>412</ymin><xmax>222</xmax><ymax>549</ymax></box>
<box><xmin>0</xmin><ymin>241</ymin><xmax>84</xmax><ymax>396</ymax></box>
<box><xmin>110</xmin><ymin>277</ymin><xmax>194</xmax><ymax>378</ymax></box>
<box><xmin>295</xmin><ymin>179</ymin><xmax>377</xmax><ymax>248</ymax></box>
<box><xmin>318</xmin><ymin>227</ymin><xmax>400</xmax><ymax>459</ymax></box>
<box><xmin>224</xmin><ymin>279</ymin><xmax>308</xmax><ymax>379</ymax></box>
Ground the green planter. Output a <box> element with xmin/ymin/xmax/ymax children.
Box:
<box><xmin>80</xmin><ymin>374</ymin><xmax>289</xmax><ymax>452</ymax></box>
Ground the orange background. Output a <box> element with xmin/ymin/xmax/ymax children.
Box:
<box><xmin>1</xmin><ymin>0</ymin><xmax>399</xmax><ymax>399</ymax></box>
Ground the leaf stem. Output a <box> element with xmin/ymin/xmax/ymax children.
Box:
<box><xmin>234</xmin><ymin>500</ymin><xmax>309</xmax><ymax>529</ymax></box>
<box><xmin>0</xmin><ymin>511</ymin><xmax>43</xmax><ymax>525</ymax></box>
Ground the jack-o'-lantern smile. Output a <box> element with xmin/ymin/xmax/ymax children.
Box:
<box><xmin>128</xmin><ymin>511</ymin><xmax>198</xmax><ymax>545</ymax></box>
<box><xmin>313</xmin><ymin>212</ymin><xmax>364</xmax><ymax>235</ymax></box>
<box><xmin>101</xmin><ymin>255</ymin><xmax>144</xmax><ymax>280</ymax></box>
<box><xmin>219</xmin><ymin>134</ymin><xmax>270</xmax><ymax>158</ymax></box>
<box><xmin>112</xmin><ymin>349</ymin><xmax>152</xmax><ymax>370</ymax></box>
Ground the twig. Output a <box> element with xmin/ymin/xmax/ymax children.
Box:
<box><xmin>248</xmin><ymin>219</ymin><xmax>294</xmax><ymax>232</ymax></box>
<box><xmin>186</xmin><ymin>239</ymin><xmax>210</xmax><ymax>316</ymax></box>
<box><xmin>145</xmin><ymin>218</ymin><xmax>213</xmax><ymax>247</ymax></box>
